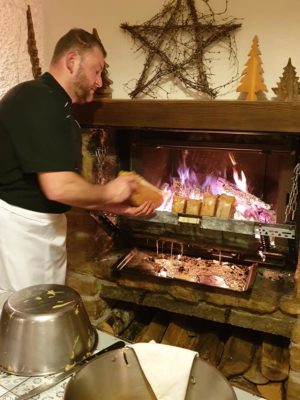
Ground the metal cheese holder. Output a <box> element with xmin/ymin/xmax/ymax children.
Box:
<box><xmin>63</xmin><ymin>346</ymin><xmax>237</xmax><ymax>400</ymax></box>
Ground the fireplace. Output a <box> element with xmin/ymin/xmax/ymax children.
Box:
<box><xmin>72</xmin><ymin>99</ymin><xmax>300</xmax><ymax>287</ymax></box>
<box><xmin>92</xmin><ymin>124</ymin><xmax>294</xmax><ymax>295</ymax></box>
<box><xmin>72</xmin><ymin>99</ymin><xmax>300</xmax><ymax>400</ymax></box>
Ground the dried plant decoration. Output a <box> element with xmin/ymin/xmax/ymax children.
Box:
<box><xmin>272</xmin><ymin>58</ymin><xmax>300</xmax><ymax>102</ymax></box>
<box><xmin>236</xmin><ymin>35</ymin><xmax>268</xmax><ymax>101</ymax></box>
<box><xmin>92</xmin><ymin>28</ymin><xmax>114</xmax><ymax>99</ymax></box>
<box><xmin>26</xmin><ymin>5</ymin><xmax>42</xmax><ymax>79</ymax></box>
<box><xmin>121</xmin><ymin>0</ymin><xmax>241</xmax><ymax>99</ymax></box>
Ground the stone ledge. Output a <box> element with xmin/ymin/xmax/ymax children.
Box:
<box><xmin>229</xmin><ymin>309</ymin><xmax>295</xmax><ymax>338</ymax></box>
<box><xmin>115</xmin><ymin>269</ymin><xmax>294</xmax><ymax>314</ymax></box>
<box><xmin>100</xmin><ymin>279</ymin><xmax>144</xmax><ymax>304</ymax></box>
<box><xmin>99</xmin><ymin>281</ymin><xmax>296</xmax><ymax>337</ymax></box>
<box><xmin>66</xmin><ymin>271</ymin><xmax>101</xmax><ymax>296</ymax></box>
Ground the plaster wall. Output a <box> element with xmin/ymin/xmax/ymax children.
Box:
<box><xmin>0</xmin><ymin>0</ymin><xmax>44</xmax><ymax>98</ymax></box>
<box><xmin>1</xmin><ymin>1</ymin><xmax>299</xmax><ymax>100</ymax></box>
<box><xmin>42</xmin><ymin>0</ymin><xmax>300</xmax><ymax>100</ymax></box>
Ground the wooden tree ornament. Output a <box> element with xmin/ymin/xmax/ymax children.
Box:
<box><xmin>272</xmin><ymin>58</ymin><xmax>300</xmax><ymax>102</ymax></box>
<box><xmin>236</xmin><ymin>35</ymin><xmax>268</xmax><ymax>101</ymax></box>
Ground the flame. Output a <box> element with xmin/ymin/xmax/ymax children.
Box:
<box><xmin>229</xmin><ymin>152</ymin><xmax>248</xmax><ymax>193</ymax></box>
<box><xmin>177</xmin><ymin>166</ymin><xmax>199</xmax><ymax>198</ymax></box>
<box><xmin>228</xmin><ymin>152</ymin><xmax>237</xmax><ymax>167</ymax></box>
<box><xmin>233</xmin><ymin>169</ymin><xmax>247</xmax><ymax>193</ymax></box>
<box><xmin>156</xmin><ymin>150</ymin><xmax>274</xmax><ymax>223</ymax></box>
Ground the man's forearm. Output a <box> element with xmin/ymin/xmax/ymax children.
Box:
<box><xmin>38</xmin><ymin>171</ymin><xmax>115</xmax><ymax>209</ymax></box>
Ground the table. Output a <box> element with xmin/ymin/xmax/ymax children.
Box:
<box><xmin>0</xmin><ymin>331</ymin><xmax>263</xmax><ymax>400</ymax></box>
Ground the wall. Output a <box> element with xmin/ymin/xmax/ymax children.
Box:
<box><xmin>1</xmin><ymin>1</ymin><xmax>299</xmax><ymax>100</ymax></box>
<box><xmin>42</xmin><ymin>0</ymin><xmax>300</xmax><ymax>100</ymax></box>
<box><xmin>0</xmin><ymin>0</ymin><xmax>44</xmax><ymax>98</ymax></box>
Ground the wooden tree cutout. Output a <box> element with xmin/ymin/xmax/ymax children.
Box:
<box><xmin>272</xmin><ymin>58</ymin><xmax>300</xmax><ymax>102</ymax></box>
<box><xmin>236</xmin><ymin>35</ymin><xmax>268</xmax><ymax>101</ymax></box>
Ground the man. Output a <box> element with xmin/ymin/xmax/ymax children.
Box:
<box><xmin>0</xmin><ymin>28</ymin><xmax>155</xmax><ymax>297</ymax></box>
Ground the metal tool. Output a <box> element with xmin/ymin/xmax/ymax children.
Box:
<box><xmin>113</xmin><ymin>248</ymin><xmax>138</xmax><ymax>271</ymax></box>
<box><xmin>17</xmin><ymin>340</ymin><xmax>125</xmax><ymax>400</ymax></box>
<box><xmin>90</xmin><ymin>211</ymin><xmax>123</xmax><ymax>239</ymax></box>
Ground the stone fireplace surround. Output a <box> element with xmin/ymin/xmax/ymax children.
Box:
<box><xmin>67</xmin><ymin>99</ymin><xmax>300</xmax><ymax>399</ymax></box>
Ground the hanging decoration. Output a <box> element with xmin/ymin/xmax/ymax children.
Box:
<box><xmin>236</xmin><ymin>35</ymin><xmax>268</xmax><ymax>101</ymax></box>
<box><xmin>121</xmin><ymin>0</ymin><xmax>241</xmax><ymax>99</ymax></box>
<box><xmin>26</xmin><ymin>5</ymin><xmax>42</xmax><ymax>79</ymax></box>
<box><xmin>272</xmin><ymin>58</ymin><xmax>300</xmax><ymax>102</ymax></box>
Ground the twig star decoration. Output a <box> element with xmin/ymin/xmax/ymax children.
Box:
<box><xmin>121</xmin><ymin>0</ymin><xmax>241</xmax><ymax>98</ymax></box>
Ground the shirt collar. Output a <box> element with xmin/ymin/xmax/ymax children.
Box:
<box><xmin>40</xmin><ymin>72</ymin><xmax>72</xmax><ymax>109</ymax></box>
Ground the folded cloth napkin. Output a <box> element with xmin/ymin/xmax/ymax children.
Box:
<box><xmin>129</xmin><ymin>341</ymin><xmax>198</xmax><ymax>400</ymax></box>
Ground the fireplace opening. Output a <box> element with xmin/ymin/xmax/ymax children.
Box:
<box><xmin>112</xmin><ymin>128</ymin><xmax>298</xmax><ymax>284</ymax></box>
<box><xmin>128</xmin><ymin>129</ymin><xmax>297</xmax><ymax>225</ymax></box>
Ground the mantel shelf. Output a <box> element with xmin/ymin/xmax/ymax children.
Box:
<box><xmin>73</xmin><ymin>99</ymin><xmax>300</xmax><ymax>134</ymax></box>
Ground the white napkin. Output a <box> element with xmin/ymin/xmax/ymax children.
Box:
<box><xmin>129</xmin><ymin>341</ymin><xmax>198</xmax><ymax>400</ymax></box>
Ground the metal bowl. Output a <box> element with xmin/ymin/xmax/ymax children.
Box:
<box><xmin>0</xmin><ymin>284</ymin><xmax>97</xmax><ymax>376</ymax></box>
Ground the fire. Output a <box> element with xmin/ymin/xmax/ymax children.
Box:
<box><xmin>229</xmin><ymin>152</ymin><xmax>248</xmax><ymax>193</ymax></box>
<box><xmin>157</xmin><ymin>150</ymin><xmax>276</xmax><ymax>223</ymax></box>
<box><xmin>233</xmin><ymin>170</ymin><xmax>247</xmax><ymax>193</ymax></box>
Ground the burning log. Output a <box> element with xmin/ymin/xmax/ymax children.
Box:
<box><xmin>218</xmin><ymin>178</ymin><xmax>271</xmax><ymax>210</ymax></box>
<box><xmin>217</xmin><ymin>178</ymin><xmax>276</xmax><ymax>223</ymax></box>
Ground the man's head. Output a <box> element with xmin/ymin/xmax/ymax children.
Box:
<box><xmin>50</xmin><ymin>28</ymin><xmax>106</xmax><ymax>103</ymax></box>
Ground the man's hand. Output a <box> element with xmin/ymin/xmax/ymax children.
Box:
<box><xmin>101</xmin><ymin>200</ymin><xmax>156</xmax><ymax>217</ymax></box>
<box><xmin>38</xmin><ymin>171</ymin><xmax>157</xmax><ymax>216</ymax></box>
<box><xmin>100</xmin><ymin>175</ymin><xmax>138</xmax><ymax>204</ymax></box>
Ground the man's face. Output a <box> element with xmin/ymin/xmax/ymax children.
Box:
<box><xmin>72</xmin><ymin>47</ymin><xmax>104</xmax><ymax>104</ymax></box>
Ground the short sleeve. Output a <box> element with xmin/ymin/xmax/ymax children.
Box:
<box><xmin>8</xmin><ymin>84</ymin><xmax>81</xmax><ymax>173</ymax></box>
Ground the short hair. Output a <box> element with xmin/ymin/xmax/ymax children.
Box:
<box><xmin>51</xmin><ymin>28</ymin><xmax>106</xmax><ymax>64</ymax></box>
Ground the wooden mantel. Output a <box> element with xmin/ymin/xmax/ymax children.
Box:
<box><xmin>73</xmin><ymin>99</ymin><xmax>300</xmax><ymax>134</ymax></box>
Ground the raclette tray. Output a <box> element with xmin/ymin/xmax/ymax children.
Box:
<box><xmin>113</xmin><ymin>248</ymin><xmax>257</xmax><ymax>292</ymax></box>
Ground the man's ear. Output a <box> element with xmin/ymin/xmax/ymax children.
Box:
<box><xmin>65</xmin><ymin>51</ymin><xmax>79</xmax><ymax>74</ymax></box>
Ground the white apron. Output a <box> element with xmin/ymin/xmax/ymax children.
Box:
<box><xmin>0</xmin><ymin>199</ymin><xmax>67</xmax><ymax>293</ymax></box>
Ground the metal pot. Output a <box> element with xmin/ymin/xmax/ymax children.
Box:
<box><xmin>64</xmin><ymin>347</ymin><xmax>237</xmax><ymax>400</ymax></box>
<box><xmin>0</xmin><ymin>284</ymin><xmax>97</xmax><ymax>376</ymax></box>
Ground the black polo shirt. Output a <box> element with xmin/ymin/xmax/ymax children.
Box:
<box><xmin>0</xmin><ymin>73</ymin><xmax>82</xmax><ymax>213</ymax></box>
